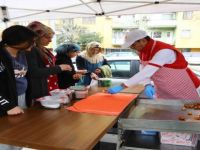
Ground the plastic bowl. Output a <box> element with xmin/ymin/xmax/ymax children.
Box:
<box><xmin>38</xmin><ymin>96</ymin><xmax>61</xmax><ymax>108</ymax></box>
<box><xmin>75</xmin><ymin>90</ymin><xmax>88</xmax><ymax>99</ymax></box>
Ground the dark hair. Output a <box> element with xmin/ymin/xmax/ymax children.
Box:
<box><xmin>55</xmin><ymin>43</ymin><xmax>81</xmax><ymax>55</ymax></box>
<box><xmin>145</xmin><ymin>36</ymin><xmax>151</xmax><ymax>41</ymax></box>
<box><xmin>0</xmin><ymin>25</ymin><xmax>36</xmax><ymax>48</ymax></box>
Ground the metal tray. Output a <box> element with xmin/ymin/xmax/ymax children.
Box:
<box><xmin>119</xmin><ymin>99</ymin><xmax>200</xmax><ymax>133</ymax></box>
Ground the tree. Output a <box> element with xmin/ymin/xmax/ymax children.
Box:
<box><xmin>56</xmin><ymin>19</ymin><xmax>103</xmax><ymax>50</ymax></box>
<box><xmin>77</xmin><ymin>32</ymin><xmax>103</xmax><ymax>50</ymax></box>
<box><xmin>56</xmin><ymin>19</ymin><xmax>86</xmax><ymax>45</ymax></box>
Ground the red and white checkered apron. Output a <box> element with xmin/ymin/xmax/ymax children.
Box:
<box><xmin>140</xmin><ymin>40</ymin><xmax>200</xmax><ymax>100</ymax></box>
<box><xmin>142</xmin><ymin>60</ymin><xmax>200</xmax><ymax>100</ymax></box>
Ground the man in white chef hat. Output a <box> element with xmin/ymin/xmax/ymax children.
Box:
<box><xmin>108</xmin><ymin>29</ymin><xmax>200</xmax><ymax>100</ymax></box>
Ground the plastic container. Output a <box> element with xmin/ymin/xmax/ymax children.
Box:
<box><xmin>42</xmin><ymin>103</ymin><xmax>60</xmax><ymax>109</ymax></box>
<box><xmin>69</xmin><ymin>86</ymin><xmax>87</xmax><ymax>91</ymax></box>
<box><xmin>37</xmin><ymin>96</ymin><xmax>61</xmax><ymax>108</ymax></box>
<box><xmin>49</xmin><ymin>89</ymin><xmax>66</xmax><ymax>95</ymax></box>
<box><xmin>49</xmin><ymin>88</ymin><xmax>73</xmax><ymax>103</ymax></box>
<box><xmin>36</xmin><ymin>93</ymin><xmax>71</xmax><ymax>108</ymax></box>
<box><xmin>160</xmin><ymin>132</ymin><xmax>198</xmax><ymax>147</ymax></box>
<box><xmin>98</xmin><ymin>78</ymin><xmax>112</xmax><ymax>87</ymax></box>
<box><xmin>75</xmin><ymin>90</ymin><xmax>88</xmax><ymax>99</ymax></box>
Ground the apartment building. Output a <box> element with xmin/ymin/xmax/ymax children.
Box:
<box><xmin>73</xmin><ymin>11</ymin><xmax>200</xmax><ymax>52</ymax></box>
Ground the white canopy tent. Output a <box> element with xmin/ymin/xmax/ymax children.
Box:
<box><xmin>0</xmin><ymin>0</ymin><xmax>200</xmax><ymax>22</ymax></box>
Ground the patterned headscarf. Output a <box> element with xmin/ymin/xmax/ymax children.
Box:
<box><xmin>55</xmin><ymin>43</ymin><xmax>81</xmax><ymax>55</ymax></box>
<box><xmin>27</xmin><ymin>21</ymin><xmax>55</xmax><ymax>37</ymax></box>
<box><xmin>86</xmin><ymin>41</ymin><xmax>102</xmax><ymax>56</ymax></box>
<box><xmin>80</xmin><ymin>41</ymin><xmax>104</xmax><ymax>63</ymax></box>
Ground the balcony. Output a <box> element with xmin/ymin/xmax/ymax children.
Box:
<box><xmin>112</xmin><ymin>16</ymin><xmax>138</xmax><ymax>29</ymax></box>
<box><xmin>147</xmin><ymin>20</ymin><xmax>176</xmax><ymax>28</ymax></box>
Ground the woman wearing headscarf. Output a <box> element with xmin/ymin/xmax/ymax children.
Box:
<box><xmin>26</xmin><ymin>21</ymin><xmax>72</xmax><ymax>99</ymax></box>
<box><xmin>55</xmin><ymin>43</ymin><xmax>82</xmax><ymax>89</ymax></box>
<box><xmin>76</xmin><ymin>41</ymin><xmax>111</xmax><ymax>85</ymax></box>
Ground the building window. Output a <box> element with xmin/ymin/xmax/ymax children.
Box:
<box><xmin>183</xmin><ymin>11</ymin><xmax>193</xmax><ymax>20</ymax></box>
<box><xmin>153</xmin><ymin>31</ymin><xmax>162</xmax><ymax>38</ymax></box>
<box><xmin>112</xmin><ymin>29</ymin><xmax>127</xmax><ymax>45</ymax></box>
<box><xmin>181</xmin><ymin>48</ymin><xmax>190</xmax><ymax>52</ymax></box>
<box><xmin>181</xmin><ymin>29</ymin><xmax>191</xmax><ymax>38</ymax></box>
<box><xmin>82</xmin><ymin>17</ymin><xmax>96</xmax><ymax>24</ymax></box>
<box><xmin>162</xmin><ymin>13</ymin><xmax>176</xmax><ymax>20</ymax></box>
<box><xmin>167</xmin><ymin>32</ymin><xmax>171</xmax><ymax>37</ymax></box>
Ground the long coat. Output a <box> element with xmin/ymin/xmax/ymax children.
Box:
<box><xmin>25</xmin><ymin>47</ymin><xmax>62</xmax><ymax>99</ymax></box>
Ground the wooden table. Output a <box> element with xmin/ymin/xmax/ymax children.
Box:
<box><xmin>0</xmin><ymin>85</ymin><xmax>143</xmax><ymax>150</ymax></box>
<box><xmin>0</xmin><ymin>108</ymin><xmax>117</xmax><ymax>150</ymax></box>
<box><xmin>88</xmin><ymin>84</ymin><xmax>144</xmax><ymax>95</ymax></box>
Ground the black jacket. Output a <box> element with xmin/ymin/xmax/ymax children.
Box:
<box><xmin>26</xmin><ymin>47</ymin><xmax>62</xmax><ymax>99</ymax></box>
<box><xmin>55</xmin><ymin>54</ymin><xmax>79</xmax><ymax>89</ymax></box>
<box><xmin>0</xmin><ymin>49</ymin><xmax>20</xmax><ymax>116</ymax></box>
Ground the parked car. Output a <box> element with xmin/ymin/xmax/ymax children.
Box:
<box><xmin>188</xmin><ymin>64</ymin><xmax>200</xmax><ymax>78</ymax></box>
<box><xmin>183</xmin><ymin>52</ymin><xmax>200</xmax><ymax>65</ymax></box>
<box><xmin>105</xmin><ymin>51</ymin><xmax>139</xmax><ymax>59</ymax></box>
<box><xmin>106</xmin><ymin>57</ymin><xmax>140</xmax><ymax>79</ymax></box>
<box><xmin>107</xmin><ymin>58</ymin><xmax>200</xmax><ymax>78</ymax></box>
<box><xmin>72</xmin><ymin>55</ymin><xmax>139</xmax><ymax>85</ymax></box>
<box><xmin>73</xmin><ymin>54</ymin><xmax>200</xmax><ymax>80</ymax></box>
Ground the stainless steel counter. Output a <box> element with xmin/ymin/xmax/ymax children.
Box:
<box><xmin>117</xmin><ymin>99</ymin><xmax>200</xmax><ymax>150</ymax></box>
<box><xmin>119</xmin><ymin>99</ymin><xmax>200</xmax><ymax>132</ymax></box>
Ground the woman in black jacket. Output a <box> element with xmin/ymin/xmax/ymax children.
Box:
<box><xmin>0</xmin><ymin>25</ymin><xmax>36</xmax><ymax>117</ymax></box>
<box><xmin>55</xmin><ymin>43</ymin><xmax>82</xmax><ymax>89</ymax></box>
<box><xmin>26</xmin><ymin>21</ymin><xmax>72</xmax><ymax>99</ymax></box>
<box><xmin>0</xmin><ymin>25</ymin><xmax>36</xmax><ymax>150</ymax></box>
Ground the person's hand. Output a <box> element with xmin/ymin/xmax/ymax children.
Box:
<box><xmin>73</xmin><ymin>73</ymin><xmax>82</xmax><ymax>80</ymax></box>
<box><xmin>76</xmin><ymin>70</ymin><xmax>87</xmax><ymax>74</ymax></box>
<box><xmin>107</xmin><ymin>85</ymin><xmax>124</xmax><ymax>94</ymax></box>
<box><xmin>144</xmin><ymin>84</ymin><xmax>155</xmax><ymax>99</ymax></box>
<box><xmin>7</xmin><ymin>106</ymin><xmax>24</xmax><ymax>115</ymax></box>
<box><xmin>94</xmin><ymin>68</ymin><xmax>101</xmax><ymax>74</ymax></box>
<box><xmin>91</xmin><ymin>72</ymin><xmax>99</xmax><ymax>80</ymax></box>
<box><xmin>59</xmin><ymin>64</ymin><xmax>72</xmax><ymax>71</ymax></box>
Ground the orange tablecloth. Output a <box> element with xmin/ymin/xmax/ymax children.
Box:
<box><xmin>67</xmin><ymin>93</ymin><xmax>138</xmax><ymax>116</ymax></box>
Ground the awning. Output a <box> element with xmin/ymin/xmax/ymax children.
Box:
<box><xmin>1</xmin><ymin>0</ymin><xmax>200</xmax><ymax>22</ymax></box>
